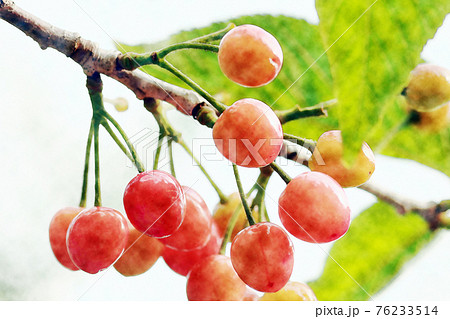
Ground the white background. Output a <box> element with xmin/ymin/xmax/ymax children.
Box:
<box><xmin>0</xmin><ymin>0</ymin><xmax>449</xmax><ymax>301</ymax></box>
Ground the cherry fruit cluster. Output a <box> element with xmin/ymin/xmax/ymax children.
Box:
<box><xmin>48</xmin><ymin>24</ymin><xmax>381</xmax><ymax>301</ymax></box>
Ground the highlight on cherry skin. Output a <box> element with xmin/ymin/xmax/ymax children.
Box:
<box><xmin>213</xmin><ymin>98</ymin><xmax>283</xmax><ymax>168</ymax></box>
<box><xmin>49</xmin><ymin>206</ymin><xmax>84</xmax><ymax>271</ymax></box>
<box><xmin>66</xmin><ymin>206</ymin><xmax>129</xmax><ymax>274</ymax></box>
<box><xmin>230</xmin><ymin>222</ymin><xmax>294</xmax><ymax>293</ymax></box>
<box><xmin>259</xmin><ymin>281</ymin><xmax>317</xmax><ymax>301</ymax></box>
<box><xmin>123</xmin><ymin>170</ymin><xmax>186</xmax><ymax>238</ymax></box>
<box><xmin>114</xmin><ymin>226</ymin><xmax>164</xmax><ymax>277</ymax></box>
<box><xmin>403</xmin><ymin>63</ymin><xmax>450</xmax><ymax>112</ymax></box>
<box><xmin>278</xmin><ymin>171</ymin><xmax>351</xmax><ymax>243</ymax></box>
<box><xmin>159</xmin><ymin>186</ymin><xmax>212</xmax><ymax>251</ymax></box>
<box><xmin>186</xmin><ymin>254</ymin><xmax>246</xmax><ymax>301</ymax></box>
<box><xmin>218</xmin><ymin>24</ymin><xmax>283</xmax><ymax>87</ymax></box>
<box><xmin>308</xmin><ymin>130</ymin><xmax>375</xmax><ymax>188</ymax></box>
<box><xmin>162</xmin><ymin>221</ymin><xmax>222</xmax><ymax>276</ymax></box>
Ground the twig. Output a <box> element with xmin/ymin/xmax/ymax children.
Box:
<box><xmin>0</xmin><ymin>0</ymin><xmax>211</xmax><ymax>116</ymax></box>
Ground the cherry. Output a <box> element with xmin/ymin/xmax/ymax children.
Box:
<box><xmin>162</xmin><ymin>222</ymin><xmax>221</xmax><ymax>276</ymax></box>
<box><xmin>213</xmin><ymin>98</ymin><xmax>283</xmax><ymax>168</ymax></box>
<box><xmin>259</xmin><ymin>281</ymin><xmax>317</xmax><ymax>301</ymax></box>
<box><xmin>66</xmin><ymin>206</ymin><xmax>128</xmax><ymax>274</ymax></box>
<box><xmin>230</xmin><ymin>222</ymin><xmax>294</xmax><ymax>292</ymax></box>
<box><xmin>218</xmin><ymin>24</ymin><xmax>283</xmax><ymax>87</ymax></box>
<box><xmin>123</xmin><ymin>170</ymin><xmax>186</xmax><ymax>238</ymax></box>
<box><xmin>186</xmin><ymin>254</ymin><xmax>246</xmax><ymax>301</ymax></box>
<box><xmin>308</xmin><ymin>130</ymin><xmax>375</xmax><ymax>187</ymax></box>
<box><xmin>278</xmin><ymin>171</ymin><xmax>351</xmax><ymax>243</ymax></box>
<box><xmin>159</xmin><ymin>186</ymin><xmax>212</xmax><ymax>251</ymax></box>
<box><xmin>49</xmin><ymin>206</ymin><xmax>84</xmax><ymax>271</ymax></box>
<box><xmin>114</xmin><ymin>227</ymin><xmax>164</xmax><ymax>276</ymax></box>
<box><xmin>213</xmin><ymin>192</ymin><xmax>251</xmax><ymax>240</ymax></box>
<box><xmin>404</xmin><ymin>63</ymin><xmax>450</xmax><ymax>112</ymax></box>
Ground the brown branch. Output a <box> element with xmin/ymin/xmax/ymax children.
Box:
<box><xmin>0</xmin><ymin>0</ymin><xmax>207</xmax><ymax>116</ymax></box>
<box><xmin>359</xmin><ymin>182</ymin><xmax>449</xmax><ymax>230</ymax></box>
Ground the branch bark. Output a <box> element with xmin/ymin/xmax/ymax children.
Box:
<box><xmin>0</xmin><ymin>0</ymin><xmax>207</xmax><ymax>116</ymax></box>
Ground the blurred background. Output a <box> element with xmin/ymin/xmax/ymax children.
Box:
<box><xmin>0</xmin><ymin>0</ymin><xmax>449</xmax><ymax>300</ymax></box>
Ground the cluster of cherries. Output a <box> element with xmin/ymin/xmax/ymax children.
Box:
<box><xmin>49</xmin><ymin>24</ymin><xmax>380</xmax><ymax>301</ymax></box>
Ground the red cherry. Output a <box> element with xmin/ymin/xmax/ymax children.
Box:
<box><xmin>162</xmin><ymin>222</ymin><xmax>221</xmax><ymax>276</ymax></box>
<box><xmin>49</xmin><ymin>206</ymin><xmax>83</xmax><ymax>271</ymax></box>
<box><xmin>186</xmin><ymin>254</ymin><xmax>246</xmax><ymax>301</ymax></box>
<box><xmin>213</xmin><ymin>98</ymin><xmax>283</xmax><ymax>168</ymax></box>
<box><xmin>278</xmin><ymin>171</ymin><xmax>351</xmax><ymax>243</ymax></box>
<box><xmin>230</xmin><ymin>222</ymin><xmax>294</xmax><ymax>292</ymax></box>
<box><xmin>159</xmin><ymin>186</ymin><xmax>212</xmax><ymax>251</ymax></box>
<box><xmin>123</xmin><ymin>170</ymin><xmax>186</xmax><ymax>238</ymax></box>
<box><xmin>66</xmin><ymin>206</ymin><xmax>129</xmax><ymax>274</ymax></box>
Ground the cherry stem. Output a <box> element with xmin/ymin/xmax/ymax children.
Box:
<box><xmin>153</xmin><ymin>132</ymin><xmax>165</xmax><ymax>170</ymax></box>
<box><xmin>168</xmin><ymin>139</ymin><xmax>176</xmax><ymax>177</ymax></box>
<box><xmin>158</xmin><ymin>43</ymin><xmax>219</xmax><ymax>59</ymax></box>
<box><xmin>275</xmin><ymin>99</ymin><xmax>336</xmax><ymax>124</ymax></box>
<box><xmin>283</xmin><ymin>133</ymin><xmax>316</xmax><ymax>151</ymax></box>
<box><xmin>102</xmin><ymin>111</ymin><xmax>145</xmax><ymax>173</ymax></box>
<box><xmin>158</xmin><ymin>59</ymin><xmax>227</xmax><ymax>113</ymax></box>
<box><xmin>232</xmin><ymin>164</ymin><xmax>255</xmax><ymax>226</ymax></box>
<box><xmin>100</xmin><ymin>120</ymin><xmax>134</xmax><ymax>163</ymax></box>
<box><xmin>93</xmin><ymin>121</ymin><xmax>102</xmax><ymax>207</ymax></box>
<box><xmin>186</xmin><ymin>23</ymin><xmax>235</xmax><ymax>43</ymax></box>
<box><xmin>117</xmin><ymin>23</ymin><xmax>234</xmax><ymax>70</ymax></box>
<box><xmin>250</xmin><ymin>168</ymin><xmax>272</xmax><ymax>223</ymax></box>
<box><xmin>269</xmin><ymin>162</ymin><xmax>292</xmax><ymax>184</ymax></box>
<box><xmin>219</xmin><ymin>203</ymin><xmax>242</xmax><ymax>255</ymax></box>
<box><xmin>79</xmin><ymin>119</ymin><xmax>94</xmax><ymax>208</ymax></box>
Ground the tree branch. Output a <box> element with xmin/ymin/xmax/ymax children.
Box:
<box><xmin>0</xmin><ymin>0</ymin><xmax>208</xmax><ymax>116</ymax></box>
<box><xmin>359</xmin><ymin>183</ymin><xmax>450</xmax><ymax>230</ymax></box>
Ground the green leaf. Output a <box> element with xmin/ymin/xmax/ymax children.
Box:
<box><xmin>308</xmin><ymin>202</ymin><xmax>434</xmax><ymax>300</ymax></box>
<box><xmin>316</xmin><ymin>0</ymin><xmax>450</xmax><ymax>163</ymax></box>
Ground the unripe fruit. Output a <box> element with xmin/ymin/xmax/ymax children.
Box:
<box><xmin>186</xmin><ymin>255</ymin><xmax>246</xmax><ymax>301</ymax></box>
<box><xmin>49</xmin><ymin>207</ymin><xmax>84</xmax><ymax>271</ymax></box>
<box><xmin>278</xmin><ymin>171</ymin><xmax>351</xmax><ymax>243</ymax></box>
<box><xmin>213</xmin><ymin>98</ymin><xmax>283</xmax><ymax>168</ymax></box>
<box><xmin>308</xmin><ymin>130</ymin><xmax>375</xmax><ymax>187</ymax></box>
<box><xmin>404</xmin><ymin>64</ymin><xmax>450</xmax><ymax>112</ymax></box>
<box><xmin>259</xmin><ymin>281</ymin><xmax>317</xmax><ymax>301</ymax></box>
<box><xmin>66</xmin><ymin>207</ymin><xmax>129</xmax><ymax>274</ymax></box>
<box><xmin>230</xmin><ymin>222</ymin><xmax>294</xmax><ymax>292</ymax></box>
<box><xmin>218</xmin><ymin>24</ymin><xmax>283</xmax><ymax>87</ymax></box>
<box><xmin>123</xmin><ymin>170</ymin><xmax>186</xmax><ymax>238</ymax></box>
<box><xmin>114</xmin><ymin>227</ymin><xmax>164</xmax><ymax>276</ymax></box>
